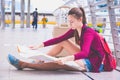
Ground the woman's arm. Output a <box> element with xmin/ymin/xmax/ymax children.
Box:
<box><xmin>44</xmin><ymin>29</ymin><xmax>74</xmax><ymax>46</ymax></box>
<box><xmin>29</xmin><ymin>29</ymin><xmax>74</xmax><ymax>50</ymax></box>
<box><xmin>74</xmin><ymin>31</ymin><xmax>94</xmax><ymax>60</ymax></box>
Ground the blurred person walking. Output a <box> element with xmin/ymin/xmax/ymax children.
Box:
<box><xmin>32</xmin><ymin>8</ymin><xmax>38</xmax><ymax>29</ymax></box>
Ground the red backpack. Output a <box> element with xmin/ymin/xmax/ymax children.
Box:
<box><xmin>98</xmin><ymin>34</ymin><xmax>116</xmax><ymax>71</ymax></box>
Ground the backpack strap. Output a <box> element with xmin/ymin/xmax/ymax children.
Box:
<box><xmin>91</xmin><ymin>48</ymin><xmax>103</xmax><ymax>60</ymax></box>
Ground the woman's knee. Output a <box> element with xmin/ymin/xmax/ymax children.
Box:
<box><xmin>58</xmin><ymin>40</ymin><xmax>71</xmax><ymax>46</ymax></box>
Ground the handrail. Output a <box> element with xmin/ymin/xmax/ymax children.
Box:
<box><xmin>102</xmin><ymin>35</ymin><xmax>112</xmax><ymax>37</ymax></box>
<box><xmin>111</xmin><ymin>5</ymin><xmax>120</xmax><ymax>9</ymax></box>
<box><xmin>94</xmin><ymin>0</ymin><xmax>107</xmax><ymax>6</ymax></box>
<box><xmin>95</xmin><ymin>7</ymin><xmax>108</xmax><ymax>12</ymax></box>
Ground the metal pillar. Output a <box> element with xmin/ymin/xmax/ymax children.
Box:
<box><xmin>107</xmin><ymin>0</ymin><xmax>120</xmax><ymax>66</ymax></box>
<box><xmin>1</xmin><ymin>0</ymin><xmax>5</xmax><ymax>29</ymax></box>
<box><xmin>26</xmin><ymin>0</ymin><xmax>30</xmax><ymax>28</ymax></box>
<box><xmin>87</xmin><ymin>0</ymin><xmax>97</xmax><ymax>28</ymax></box>
<box><xmin>20</xmin><ymin>0</ymin><xmax>25</xmax><ymax>28</ymax></box>
<box><xmin>0</xmin><ymin>0</ymin><xmax>1</xmax><ymax>27</ymax></box>
<box><xmin>11</xmin><ymin>0</ymin><xmax>15</xmax><ymax>29</ymax></box>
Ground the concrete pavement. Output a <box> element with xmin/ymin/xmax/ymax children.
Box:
<box><xmin>0</xmin><ymin>25</ymin><xmax>90</xmax><ymax>80</ymax></box>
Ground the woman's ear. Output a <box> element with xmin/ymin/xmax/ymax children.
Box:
<box><xmin>79</xmin><ymin>17</ymin><xmax>83</xmax><ymax>22</ymax></box>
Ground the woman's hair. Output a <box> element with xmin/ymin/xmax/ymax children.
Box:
<box><xmin>68</xmin><ymin>7</ymin><xmax>86</xmax><ymax>24</ymax></box>
<box><xmin>68</xmin><ymin>7</ymin><xmax>87</xmax><ymax>45</ymax></box>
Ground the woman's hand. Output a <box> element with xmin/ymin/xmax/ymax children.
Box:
<box><xmin>55</xmin><ymin>55</ymin><xmax>74</xmax><ymax>65</ymax></box>
<box><xmin>29</xmin><ymin>45</ymin><xmax>40</xmax><ymax>50</ymax></box>
<box><xmin>29</xmin><ymin>43</ymin><xmax>44</xmax><ymax>50</ymax></box>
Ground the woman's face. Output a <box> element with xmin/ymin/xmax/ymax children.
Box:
<box><xmin>68</xmin><ymin>15</ymin><xmax>82</xmax><ymax>29</ymax></box>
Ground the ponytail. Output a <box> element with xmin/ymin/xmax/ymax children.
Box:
<box><xmin>79</xmin><ymin>7</ymin><xmax>87</xmax><ymax>24</ymax></box>
<box><xmin>75</xmin><ymin>7</ymin><xmax>87</xmax><ymax>45</ymax></box>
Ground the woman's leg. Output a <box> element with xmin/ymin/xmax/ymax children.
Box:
<box><xmin>46</xmin><ymin>40</ymin><xmax>80</xmax><ymax>56</ymax></box>
<box><xmin>20</xmin><ymin>61</ymin><xmax>80</xmax><ymax>71</ymax></box>
<box><xmin>8</xmin><ymin>54</ymin><xmax>86</xmax><ymax>71</ymax></box>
